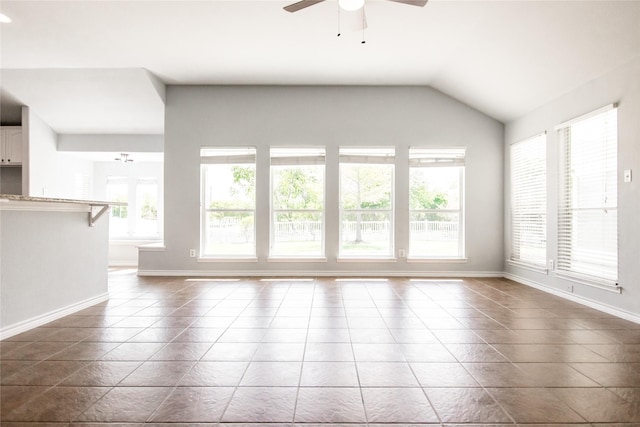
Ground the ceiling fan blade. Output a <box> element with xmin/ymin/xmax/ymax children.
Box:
<box><xmin>385</xmin><ymin>0</ymin><xmax>428</xmax><ymax>7</ymax></box>
<box><xmin>283</xmin><ymin>0</ymin><xmax>326</xmax><ymax>13</ymax></box>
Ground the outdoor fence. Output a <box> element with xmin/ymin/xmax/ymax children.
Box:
<box><xmin>205</xmin><ymin>218</ymin><xmax>459</xmax><ymax>243</ymax></box>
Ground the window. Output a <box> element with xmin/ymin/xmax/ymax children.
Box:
<box><xmin>201</xmin><ymin>148</ymin><xmax>256</xmax><ymax>258</ymax></box>
<box><xmin>510</xmin><ymin>133</ymin><xmax>547</xmax><ymax>268</ymax></box>
<box><xmin>557</xmin><ymin>105</ymin><xmax>617</xmax><ymax>284</ymax></box>
<box><xmin>106</xmin><ymin>176</ymin><xmax>128</xmax><ymax>237</ymax></box>
<box><xmin>408</xmin><ymin>148</ymin><xmax>465</xmax><ymax>258</ymax></box>
<box><xmin>74</xmin><ymin>173</ymin><xmax>90</xmax><ymax>200</ymax></box>
<box><xmin>136</xmin><ymin>178</ymin><xmax>159</xmax><ymax>237</ymax></box>
<box><xmin>339</xmin><ymin>147</ymin><xmax>394</xmax><ymax>258</ymax></box>
<box><xmin>270</xmin><ymin>148</ymin><xmax>325</xmax><ymax>258</ymax></box>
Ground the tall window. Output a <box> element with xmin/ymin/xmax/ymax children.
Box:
<box><xmin>557</xmin><ymin>105</ymin><xmax>617</xmax><ymax>284</ymax></box>
<box><xmin>510</xmin><ymin>133</ymin><xmax>547</xmax><ymax>268</ymax></box>
<box><xmin>270</xmin><ymin>148</ymin><xmax>325</xmax><ymax>258</ymax></box>
<box><xmin>106</xmin><ymin>176</ymin><xmax>128</xmax><ymax>237</ymax></box>
<box><xmin>201</xmin><ymin>148</ymin><xmax>256</xmax><ymax>258</ymax></box>
<box><xmin>74</xmin><ymin>173</ymin><xmax>90</xmax><ymax>200</ymax></box>
<box><xmin>339</xmin><ymin>147</ymin><xmax>394</xmax><ymax>258</ymax></box>
<box><xmin>136</xmin><ymin>178</ymin><xmax>159</xmax><ymax>237</ymax></box>
<box><xmin>408</xmin><ymin>148</ymin><xmax>465</xmax><ymax>258</ymax></box>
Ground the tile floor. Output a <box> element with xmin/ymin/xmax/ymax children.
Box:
<box><xmin>2</xmin><ymin>272</ymin><xmax>640</xmax><ymax>426</ymax></box>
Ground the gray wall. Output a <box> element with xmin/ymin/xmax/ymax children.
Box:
<box><xmin>58</xmin><ymin>133</ymin><xmax>164</xmax><ymax>153</ymax></box>
<box><xmin>0</xmin><ymin>208</ymin><xmax>109</xmax><ymax>333</ymax></box>
<box><xmin>140</xmin><ymin>86</ymin><xmax>504</xmax><ymax>275</ymax></box>
<box><xmin>504</xmin><ymin>57</ymin><xmax>640</xmax><ymax>316</ymax></box>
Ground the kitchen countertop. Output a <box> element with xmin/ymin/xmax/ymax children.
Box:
<box><xmin>0</xmin><ymin>194</ymin><xmax>126</xmax><ymax>206</ymax></box>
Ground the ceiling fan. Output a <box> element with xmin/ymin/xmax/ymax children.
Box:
<box><xmin>283</xmin><ymin>0</ymin><xmax>428</xmax><ymax>13</ymax></box>
<box><xmin>115</xmin><ymin>153</ymin><xmax>134</xmax><ymax>163</ymax></box>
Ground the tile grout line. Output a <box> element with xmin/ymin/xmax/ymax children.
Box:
<box><xmin>292</xmin><ymin>278</ymin><xmax>317</xmax><ymax>424</ymax></box>
<box><xmin>369</xmin><ymin>277</ymin><xmax>443</xmax><ymax>425</ymax></box>
<box><xmin>215</xmin><ymin>279</ymin><xmax>291</xmax><ymax>423</ymax></box>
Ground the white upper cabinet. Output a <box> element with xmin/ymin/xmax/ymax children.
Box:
<box><xmin>1</xmin><ymin>127</ymin><xmax>23</xmax><ymax>165</ymax></box>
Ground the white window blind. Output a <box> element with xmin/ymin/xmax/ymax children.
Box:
<box><xmin>510</xmin><ymin>133</ymin><xmax>546</xmax><ymax>268</ymax></box>
<box><xmin>557</xmin><ymin>105</ymin><xmax>618</xmax><ymax>285</ymax></box>
<box><xmin>74</xmin><ymin>173</ymin><xmax>90</xmax><ymax>200</ymax></box>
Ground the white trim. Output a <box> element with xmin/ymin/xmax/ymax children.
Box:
<box><xmin>0</xmin><ymin>293</ymin><xmax>109</xmax><ymax>340</ymax></box>
<box><xmin>111</xmin><ymin>239</ymin><xmax>162</xmax><ymax>246</ymax></box>
<box><xmin>506</xmin><ymin>259</ymin><xmax>548</xmax><ymax>275</ymax></box>
<box><xmin>555</xmin><ymin>103</ymin><xmax>617</xmax><ymax>130</ymax></box>
<box><xmin>137</xmin><ymin>269</ymin><xmax>503</xmax><ymax>278</ymax></box>
<box><xmin>504</xmin><ymin>272</ymin><xmax>638</xmax><ymax>324</ymax></box>
<box><xmin>555</xmin><ymin>271</ymin><xmax>621</xmax><ymax>294</ymax></box>
<box><xmin>509</xmin><ymin>131</ymin><xmax>547</xmax><ymax>146</ymax></box>
<box><xmin>108</xmin><ymin>260</ymin><xmax>138</xmax><ymax>267</ymax></box>
<box><xmin>138</xmin><ymin>243</ymin><xmax>165</xmax><ymax>251</ymax></box>
<box><xmin>407</xmin><ymin>257</ymin><xmax>468</xmax><ymax>263</ymax></box>
<box><xmin>197</xmin><ymin>257</ymin><xmax>258</xmax><ymax>263</ymax></box>
<box><xmin>268</xmin><ymin>257</ymin><xmax>328</xmax><ymax>263</ymax></box>
<box><xmin>337</xmin><ymin>257</ymin><xmax>397</xmax><ymax>263</ymax></box>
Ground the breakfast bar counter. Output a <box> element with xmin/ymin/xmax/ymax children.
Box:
<box><xmin>0</xmin><ymin>195</ymin><xmax>123</xmax><ymax>339</ymax></box>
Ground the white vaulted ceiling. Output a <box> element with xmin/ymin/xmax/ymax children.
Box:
<box><xmin>0</xmin><ymin>0</ymin><xmax>639</xmax><ymax>133</ymax></box>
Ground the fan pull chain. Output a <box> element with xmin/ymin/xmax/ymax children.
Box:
<box><xmin>361</xmin><ymin>6</ymin><xmax>366</xmax><ymax>44</ymax></box>
<box><xmin>337</xmin><ymin>2</ymin><xmax>341</xmax><ymax>37</ymax></box>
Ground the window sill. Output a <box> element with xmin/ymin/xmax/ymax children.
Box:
<box><xmin>407</xmin><ymin>257</ymin><xmax>468</xmax><ymax>263</ymax></box>
<box><xmin>555</xmin><ymin>271</ymin><xmax>621</xmax><ymax>294</ymax></box>
<box><xmin>268</xmin><ymin>257</ymin><xmax>327</xmax><ymax>263</ymax></box>
<box><xmin>137</xmin><ymin>242</ymin><xmax>165</xmax><ymax>251</ymax></box>
<box><xmin>506</xmin><ymin>259</ymin><xmax>548</xmax><ymax>274</ymax></box>
<box><xmin>197</xmin><ymin>257</ymin><xmax>258</xmax><ymax>263</ymax></box>
<box><xmin>337</xmin><ymin>257</ymin><xmax>397</xmax><ymax>263</ymax></box>
<box><xmin>112</xmin><ymin>238</ymin><xmax>162</xmax><ymax>243</ymax></box>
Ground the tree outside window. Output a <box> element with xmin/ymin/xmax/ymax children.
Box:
<box><xmin>339</xmin><ymin>148</ymin><xmax>395</xmax><ymax>257</ymax></box>
<box><xmin>270</xmin><ymin>148</ymin><xmax>325</xmax><ymax>257</ymax></box>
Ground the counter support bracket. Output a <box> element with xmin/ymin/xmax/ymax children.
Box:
<box><xmin>89</xmin><ymin>204</ymin><xmax>110</xmax><ymax>227</ymax></box>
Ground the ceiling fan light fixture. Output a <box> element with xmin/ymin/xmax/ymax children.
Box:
<box><xmin>115</xmin><ymin>153</ymin><xmax>133</xmax><ymax>163</ymax></box>
<box><xmin>338</xmin><ymin>0</ymin><xmax>364</xmax><ymax>11</ymax></box>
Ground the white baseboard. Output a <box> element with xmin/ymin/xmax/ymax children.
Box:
<box><xmin>504</xmin><ymin>272</ymin><xmax>640</xmax><ymax>324</ymax></box>
<box><xmin>109</xmin><ymin>260</ymin><xmax>138</xmax><ymax>267</ymax></box>
<box><xmin>0</xmin><ymin>293</ymin><xmax>109</xmax><ymax>340</ymax></box>
<box><xmin>137</xmin><ymin>269</ymin><xmax>504</xmax><ymax>278</ymax></box>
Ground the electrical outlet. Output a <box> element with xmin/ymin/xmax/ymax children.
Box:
<box><xmin>566</xmin><ymin>284</ymin><xmax>574</xmax><ymax>293</ymax></box>
<box><xmin>549</xmin><ymin>259</ymin><xmax>554</xmax><ymax>270</ymax></box>
<box><xmin>398</xmin><ymin>249</ymin><xmax>406</xmax><ymax>258</ymax></box>
<box><xmin>189</xmin><ymin>249</ymin><xmax>196</xmax><ymax>258</ymax></box>
<box><xmin>624</xmin><ymin>169</ymin><xmax>632</xmax><ymax>183</ymax></box>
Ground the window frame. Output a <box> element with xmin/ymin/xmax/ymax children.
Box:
<box><xmin>106</xmin><ymin>176</ymin><xmax>129</xmax><ymax>238</ymax></box>
<box><xmin>269</xmin><ymin>147</ymin><xmax>326</xmax><ymax>259</ymax></box>
<box><xmin>509</xmin><ymin>133</ymin><xmax>547</xmax><ymax>270</ymax></box>
<box><xmin>407</xmin><ymin>147</ymin><xmax>466</xmax><ymax>260</ymax></box>
<box><xmin>338</xmin><ymin>147</ymin><xmax>395</xmax><ymax>259</ymax></box>
<box><xmin>200</xmin><ymin>147</ymin><xmax>257</xmax><ymax>259</ymax></box>
<box><xmin>135</xmin><ymin>177</ymin><xmax>160</xmax><ymax>238</ymax></box>
<box><xmin>556</xmin><ymin>104</ymin><xmax>618</xmax><ymax>288</ymax></box>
